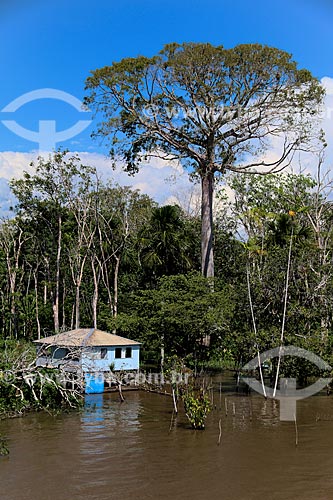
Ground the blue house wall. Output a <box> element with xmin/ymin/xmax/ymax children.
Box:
<box><xmin>81</xmin><ymin>345</ymin><xmax>140</xmax><ymax>373</ymax></box>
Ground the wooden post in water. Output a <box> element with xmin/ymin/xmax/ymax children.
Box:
<box><xmin>217</xmin><ymin>418</ymin><xmax>222</xmax><ymax>445</ymax></box>
<box><xmin>294</xmin><ymin>413</ymin><xmax>298</xmax><ymax>446</ymax></box>
<box><xmin>172</xmin><ymin>386</ymin><xmax>178</xmax><ymax>414</ymax></box>
<box><xmin>118</xmin><ymin>382</ymin><xmax>125</xmax><ymax>402</ymax></box>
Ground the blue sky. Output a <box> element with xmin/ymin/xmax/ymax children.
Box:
<box><xmin>0</xmin><ymin>0</ymin><xmax>332</xmax><ymax>212</ymax></box>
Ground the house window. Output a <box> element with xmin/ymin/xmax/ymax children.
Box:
<box><xmin>101</xmin><ymin>348</ymin><xmax>107</xmax><ymax>359</ymax></box>
<box><xmin>125</xmin><ymin>347</ymin><xmax>132</xmax><ymax>358</ymax></box>
<box><xmin>115</xmin><ymin>347</ymin><xmax>122</xmax><ymax>359</ymax></box>
<box><xmin>53</xmin><ymin>348</ymin><xmax>69</xmax><ymax>360</ymax></box>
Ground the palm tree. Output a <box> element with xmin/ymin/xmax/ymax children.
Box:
<box><xmin>138</xmin><ymin>205</ymin><xmax>193</xmax><ymax>278</ymax></box>
<box><xmin>267</xmin><ymin>212</ymin><xmax>311</xmax><ymax>248</ymax></box>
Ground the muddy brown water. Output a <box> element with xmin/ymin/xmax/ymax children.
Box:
<box><xmin>2</xmin><ymin>375</ymin><xmax>333</xmax><ymax>500</ymax></box>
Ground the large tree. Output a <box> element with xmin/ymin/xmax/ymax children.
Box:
<box><xmin>84</xmin><ymin>42</ymin><xmax>324</xmax><ymax>277</ymax></box>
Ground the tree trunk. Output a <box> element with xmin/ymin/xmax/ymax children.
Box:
<box><xmin>201</xmin><ymin>171</ymin><xmax>214</xmax><ymax>278</ymax></box>
<box><xmin>113</xmin><ymin>256</ymin><xmax>120</xmax><ymax>317</ymax></box>
<box><xmin>33</xmin><ymin>269</ymin><xmax>41</xmax><ymax>340</ymax></box>
<box><xmin>3</xmin><ymin>226</ymin><xmax>24</xmax><ymax>338</ymax></box>
<box><xmin>91</xmin><ymin>258</ymin><xmax>99</xmax><ymax>329</ymax></box>
<box><xmin>62</xmin><ymin>279</ymin><xmax>66</xmax><ymax>330</ymax></box>
<box><xmin>53</xmin><ymin>215</ymin><xmax>62</xmax><ymax>333</ymax></box>
<box><xmin>160</xmin><ymin>340</ymin><xmax>165</xmax><ymax>374</ymax></box>
<box><xmin>70</xmin><ymin>303</ymin><xmax>75</xmax><ymax>330</ymax></box>
<box><xmin>75</xmin><ymin>283</ymin><xmax>80</xmax><ymax>330</ymax></box>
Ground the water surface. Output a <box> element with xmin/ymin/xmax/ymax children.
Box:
<box><xmin>1</xmin><ymin>378</ymin><xmax>333</xmax><ymax>500</ymax></box>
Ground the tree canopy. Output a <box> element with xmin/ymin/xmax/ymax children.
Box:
<box><xmin>85</xmin><ymin>42</ymin><xmax>325</xmax><ymax>277</ymax></box>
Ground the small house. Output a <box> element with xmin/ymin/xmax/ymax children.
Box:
<box><xmin>34</xmin><ymin>328</ymin><xmax>141</xmax><ymax>393</ymax></box>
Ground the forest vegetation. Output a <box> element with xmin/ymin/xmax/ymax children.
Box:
<box><xmin>1</xmin><ymin>150</ymin><xmax>332</xmax><ymax>376</ymax></box>
<box><xmin>0</xmin><ymin>42</ymin><xmax>330</xmax><ymax>421</ymax></box>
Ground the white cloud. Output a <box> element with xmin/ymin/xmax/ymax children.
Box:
<box><xmin>322</xmin><ymin>76</ymin><xmax>333</xmax><ymax>96</ymax></box>
<box><xmin>0</xmin><ymin>150</ymin><xmax>196</xmax><ymax>213</ymax></box>
<box><xmin>0</xmin><ymin>151</ymin><xmax>36</xmax><ymax>179</ymax></box>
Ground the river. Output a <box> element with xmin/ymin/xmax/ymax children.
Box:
<box><xmin>1</xmin><ymin>376</ymin><xmax>333</xmax><ymax>500</ymax></box>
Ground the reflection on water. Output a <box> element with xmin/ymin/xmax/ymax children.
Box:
<box><xmin>77</xmin><ymin>393</ymin><xmax>143</xmax><ymax>484</ymax></box>
<box><xmin>2</xmin><ymin>375</ymin><xmax>333</xmax><ymax>500</ymax></box>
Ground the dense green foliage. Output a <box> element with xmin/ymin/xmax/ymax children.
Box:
<box><xmin>1</xmin><ymin>151</ymin><xmax>333</xmax><ymax>383</ymax></box>
<box><xmin>109</xmin><ymin>272</ymin><xmax>234</xmax><ymax>366</ymax></box>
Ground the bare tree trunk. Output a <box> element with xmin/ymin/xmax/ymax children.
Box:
<box><xmin>2</xmin><ymin>225</ymin><xmax>25</xmax><ymax>338</ymax></box>
<box><xmin>201</xmin><ymin>170</ymin><xmax>214</xmax><ymax>278</ymax></box>
<box><xmin>33</xmin><ymin>268</ymin><xmax>41</xmax><ymax>340</ymax></box>
<box><xmin>91</xmin><ymin>257</ymin><xmax>99</xmax><ymax>328</ymax></box>
<box><xmin>101</xmin><ymin>260</ymin><xmax>114</xmax><ymax>314</ymax></box>
<box><xmin>160</xmin><ymin>338</ymin><xmax>165</xmax><ymax>374</ymax></box>
<box><xmin>113</xmin><ymin>256</ymin><xmax>120</xmax><ymax>317</ymax></box>
<box><xmin>62</xmin><ymin>279</ymin><xmax>66</xmax><ymax>330</ymax></box>
<box><xmin>70</xmin><ymin>303</ymin><xmax>75</xmax><ymax>330</ymax></box>
<box><xmin>43</xmin><ymin>281</ymin><xmax>47</xmax><ymax>305</ymax></box>
<box><xmin>96</xmin><ymin>221</ymin><xmax>114</xmax><ymax>315</ymax></box>
<box><xmin>53</xmin><ymin>215</ymin><xmax>62</xmax><ymax>333</ymax></box>
<box><xmin>75</xmin><ymin>283</ymin><xmax>80</xmax><ymax>330</ymax></box>
<box><xmin>68</xmin><ymin>201</ymin><xmax>96</xmax><ymax>330</ymax></box>
<box><xmin>72</xmin><ymin>254</ymin><xmax>89</xmax><ymax>330</ymax></box>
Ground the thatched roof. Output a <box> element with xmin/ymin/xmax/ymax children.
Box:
<box><xmin>34</xmin><ymin>328</ymin><xmax>140</xmax><ymax>347</ymax></box>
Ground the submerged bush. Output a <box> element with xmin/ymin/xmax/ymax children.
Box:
<box><xmin>183</xmin><ymin>390</ymin><xmax>211</xmax><ymax>430</ymax></box>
